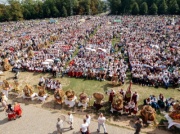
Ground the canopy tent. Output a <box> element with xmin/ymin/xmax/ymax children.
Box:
<box><xmin>45</xmin><ymin>59</ymin><xmax>54</xmax><ymax>63</ymax></box>
<box><xmin>98</xmin><ymin>48</ymin><xmax>107</xmax><ymax>53</ymax></box>
<box><xmin>79</xmin><ymin>19</ymin><xmax>85</xmax><ymax>22</ymax></box>
<box><xmin>42</xmin><ymin>62</ymin><xmax>49</xmax><ymax>65</ymax></box>
<box><xmin>114</xmin><ymin>20</ymin><xmax>121</xmax><ymax>23</ymax></box>
<box><xmin>49</xmin><ymin>18</ymin><xmax>57</xmax><ymax>24</ymax></box>
<box><xmin>86</xmin><ymin>47</ymin><xmax>96</xmax><ymax>52</ymax></box>
<box><xmin>54</xmin><ymin>58</ymin><xmax>60</xmax><ymax>62</ymax></box>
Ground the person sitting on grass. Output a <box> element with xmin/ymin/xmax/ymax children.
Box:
<box><xmin>150</xmin><ymin>95</ymin><xmax>160</xmax><ymax>111</ymax></box>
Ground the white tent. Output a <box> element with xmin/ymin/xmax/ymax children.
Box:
<box><xmin>42</xmin><ymin>62</ymin><xmax>49</xmax><ymax>65</ymax></box>
<box><xmin>45</xmin><ymin>59</ymin><xmax>54</xmax><ymax>63</ymax></box>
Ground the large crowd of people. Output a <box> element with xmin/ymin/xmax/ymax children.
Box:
<box><xmin>0</xmin><ymin>16</ymin><xmax>179</xmax><ymax>89</ymax></box>
<box><xmin>0</xmin><ymin>15</ymin><xmax>180</xmax><ymax>134</ymax></box>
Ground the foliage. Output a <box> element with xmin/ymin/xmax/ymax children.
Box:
<box><xmin>132</xmin><ymin>2</ymin><xmax>140</xmax><ymax>14</ymax></box>
<box><xmin>149</xmin><ymin>3</ymin><xmax>158</xmax><ymax>15</ymax></box>
<box><xmin>158</xmin><ymin>0</ymin><xmax>168</xmax><ymax>14</ymax></box>
<box><xmin>169</xmin><ymin>0</ymin><xmax>179</xmax><ymax>14</ymax></box>
<box><xmin>109</xmin><ymin>0</ymin><xmax>180</xmax><ymax>15</ymax></box>
<box><xmin>140</xmin><ymin>2</ymin><xmax>148</xmax><ymax>14</ymax></box>
<box><xmin>0</xmin><ymin>0</ymin><xmax>106</xmax><ymax>22</ymax></box>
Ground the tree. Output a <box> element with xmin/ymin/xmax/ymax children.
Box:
<box><xmin>0</xmin><ymin>5</ymin><xmax>11</xmax><ymax>21</ymax></box>
<box><xmin>131</xmin><ymin>2</ymin><xmax>139</xmax><ymax>15</ymax></box>
<box><xmin>169</xmin><ymin>0</ymin><xmax>179</xmax><ymax>14</ymax></box>
<box><xmin>159</xmin><ymin>0</ymin><xmax>168</xmax><ymax>14</ymax></box>
<box><xmin>109</xmin><ymin>0</ymin><xmax>121</xmax><ymax>14</ymax></box>
<box><xmin>51</xmin><ymin>5</ymin><xmax>59</xmax><ymax>17</ymax></box>
<box><xmin>62</xmin><ymin>6</ymin><xmax>67</xmax><ymax>17</ymax></box>
<box><xmin>140</xmin><ymin>2</ymin><xmax>148</xmax><ymax>15</ymax></box>
<box><xmin>9</xmin><ymin>1</ymin><xmax>23</xmax><ymax>21</ymax></box>
<box><xmin>149</xmin><ymin>3</ymin><xmax>158</xmax><ymax>15</ymax></box>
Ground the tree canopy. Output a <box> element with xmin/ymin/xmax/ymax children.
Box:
<box><xmin>108</xmin><ymin>0</ymin><xmax>180</xmax><ymax>15</ymax></box>
<box><xmin>0</xmin><ymin>0</ymin><xmax>107</xmax><ymax>22</ymax></box>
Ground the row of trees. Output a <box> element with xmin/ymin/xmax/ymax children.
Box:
<box><xmin>108</xmin><ymin>0</ymin><xmax>180</xmax><ymax>15</ymax></box>
<box><xmin>0</xmin><ymin>0</ymin><xmax>107</xmax><ymax>22</ymax></box>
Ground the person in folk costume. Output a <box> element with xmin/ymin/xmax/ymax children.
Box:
<box><xmin>14</xmin><ymin>102</ymin><xmax>22</xmax><ymax>117</ymax></box>
<box><xmin>125</xmin><ymin>100</ymin><xmax>135</xmax><ymax>115</ymax></box>
<box><xmin>1</xmin><ymin>93</ymin><xmax>8</xmax><ymax>111</ymax></box>
<box><xmin>133</xmin><ymin>104</ymin><xmax>139</xmax><ymax>116</ymax></box>
<box><xmin>108</xmin><ymin>89</ymin><xmax>115</xmax><ymax>103</ymax></box>
<box><xmin>144</xmin><ymin>97</ymin><xmax>152</xmax><ymax>105</ymax></box>
<box><xmin>124</xmin><ymin>81</ymin><xmax>132</xmax><ymax>103</ymax></box>
<box><xmin>131</xmin><ymin>92</ymin><xmax>139</xmax><ymax>105</ymax></box>
<box><xmin>158</xmin><ymin>93</ymin><xmax>165</xmax><ymax>109</ymax></box>
<box><xmin>119</xmin><ymin>89</ymin><xmax>125</xmax><ymax>99</ymax></box>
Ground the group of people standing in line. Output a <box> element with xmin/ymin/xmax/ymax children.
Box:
<box><xmin>56</xmin><ymin>112</ymin><xmax>108</xmax><ymax>134</ymax></box>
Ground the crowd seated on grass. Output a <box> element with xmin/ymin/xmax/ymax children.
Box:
<box><xmin>0</xmin><ymin>16</ymin><xmax>179</xmax><ymax>89</ymax></box>
<box><xmin>144</xmin><ymin>93</ymin><xmax>178</xmax><ymax>112</ymax></box>
<box><xmin>38</xmin><ymin>77</ymin><xmax>62</xmax><ymax>90</ymax></box>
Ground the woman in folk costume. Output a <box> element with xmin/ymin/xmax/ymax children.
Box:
<box><xmin>131</xmin><ymin>91</ymin><xmax>139</xmax><ymax>105</ymax></box>
<box><xmin>157</xmin><ymin>93</ymin><xmax>165</xmax><ymax>108</ymax></box>
<box><xmin>1</xmin><ymin>93</ymin><xmax>8</xmax><ymax>111</ymax></box>
<box><xmin>124</xmin><ymin>81</ymin><xmax>132</xmax><ymax>103</ymax></box>
<box><xmin>46</xmin><ymin>80</ymin><xmax>51</xmax><ymax>90</ymax></box>
<box><xmin>119</xmin><ymin>89</ymin><xmax>125</xmax><ymax>99</ymax></box>
<box><xmin>6</xmin><ymin>104</ymin><xmax>16</xmax><ymax>121</ymax></box>
<box><xmin>50</xmin><ymin>80</ymin><xmax>55</xmax><ymax>90</ymax></box>
<box><xmin>125</xmin><ymin>100</ymin><xmax>135</xmax><ymax>115</ymax></box>
<box><xmin>108</xmin><ymin>89</ymin><xmax>115</xmax><ymax>103</ymax></box>
<box><xmin>133</xmin><ymin>104</ymin><xmax>139</xmax><ymax>115</ymax></box>
<box><xmin>14</xmin><ymin>102</ymin><xmax>22</xmax><ymax>117</ymax></box>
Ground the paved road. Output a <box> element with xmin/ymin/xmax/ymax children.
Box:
<box><xmin>0</xmin><ymin>103</ymin><xmax>134</xmax><ymax>134</ymax></box>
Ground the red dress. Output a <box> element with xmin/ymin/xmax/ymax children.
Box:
<box><xmin>8</xmin><ymin>112</ymin><xmax>16</xmax><ymax>120</ymax></box>
<box><xmin>109</xmin><ymin>92</ymin><xmax>115</xmax><ymax>103</ymax></box>
<box><xmin>132</xmin><ymin>94</ymin><xmax>138</xmax><ymax>105</ymax></box>
<box><xmin>14</xmin><ymin>104</ymin><xmax>22</xmax><ymax>116</ymax></box>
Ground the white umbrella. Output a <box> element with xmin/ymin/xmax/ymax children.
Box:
<box><xmin>45</xmin><ymin>59</ymin><xmax>54</xmax><ymax>63</ymax></box>
<box><xmin>86</xmin><ymin>47</ymin><xmax>91</xmax><ymax>50</ymax></box>
<box><xmin>79</xmin><ymin>19</ymin><xmax>85</xmax><ymax>22</ymax></box>
<box><xmin>98</xmin><ymin>48</ymin><xmax>107</xmax><ymax>53</ymax></box>
<box><xmin>91</xmin><ymin>49</ymin><xmax>96</xmax><ymax>52</ymax></box>
<box><xmin>42</xmin><ymin>62</ymin><xmax>49</xmax><ymax>65</ymax></box>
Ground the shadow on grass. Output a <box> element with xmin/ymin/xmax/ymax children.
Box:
<box><xmin>8</xmin><ymin>93</ymin><xmax>40</xmax><ymax>106</ymax></box>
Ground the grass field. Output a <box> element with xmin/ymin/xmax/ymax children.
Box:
<box><xmin>3</xmin><ymin>70</ymin><xmax>180</xmax><ymax>115</ymax></box>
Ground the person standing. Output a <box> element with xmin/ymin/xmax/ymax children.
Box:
<box><xmin>14</xmin><ymin>102</ymin><xmax>22</xmax><ymax>117</ymax></box>
<box><xmin>134</xmin><ymin>118</ymin><xmax>143</xmax><ymax>134</ymax></box>
<box><xmin>56</xmin><ymin>118</ymin><xmax>63</xmax><ymax>134</ymax></box>
<box><xmin>108</xmin><ymin>89</ymin><xmax>115</xmax><ymax>103</ymax></box>
<box><xmin>80</xmin><ymin>119</ymin><xmax>88</xmax><ymax>134</ymax></box>
<box><xmin>68</xmin><ymin>112</ymin><xmax>74</xmax><ymax>130</ymax></box>
<box><xmin>131</xmin><ymin>92</ymin><xmax>139</xmax><ymax>105</ymax></box>
<box><xmin>86</xmin><ymin>114</ymin><xmax>91</xmax><ymax>134</ymax></box>
<box><xmin>1</xmin><ymin>93</ymin><xmax>8</xmax><ymax>111</ymax></box>
<box><xmin>97</xmin><ymin>113</ymin><xmax>108</xmax><ymax>134</ymax></box>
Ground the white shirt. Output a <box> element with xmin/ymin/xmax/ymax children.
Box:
<box><xmin>98</xmin><ymin>116</ymin><xmax>106</xmax><ymax>124</ymax></box>
<box><xmin>69</xmin><ymin>114</ymin><xmax>73</xmax><ymax>123</ymax></box>
<box><xmin>81</xmin><ymin>123</ymin><xmax>88</xmax><ymax>132</ymax></box>
<box><xmin>56</xmin><ymin>120</ymin><xmax>63</xmax><ymax>129</ymax></box>
<box><xmin>86</xmin><ymin>116</ymin><xmax>91</xmax><ymax>126</ymax></box>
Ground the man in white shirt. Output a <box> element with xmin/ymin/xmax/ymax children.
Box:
<box><xmin>68</xmin><ymin>112</ymin><xmax>73</xmax><ymax>130</ymax></box>
<box><xmin>86</xmin><ymin>114</ymin><xmax>91</xmax><ymax>126</ymax></box>
<box><xmin>80</xmin><ymin>119</ymin><xmax>88</xmax><ymax>134</ymax></box>
<box><xmin>56</xmin><ymin>118</ymin><xmax>63</xmax><ymax>134</ymax></box>
<box><xmin>97</xmin><ymin>113</ymin><xmax>108</xmax><ymax>134</ymax></box>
